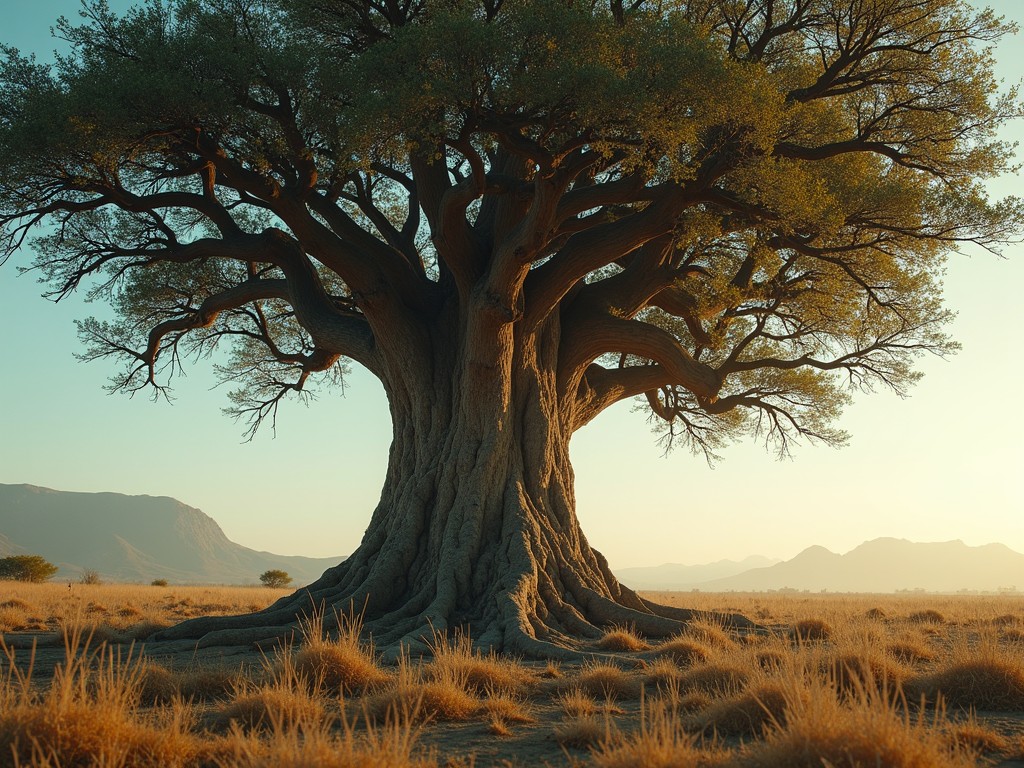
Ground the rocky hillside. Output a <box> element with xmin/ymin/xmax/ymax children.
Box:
<box><xmin>0</xmin><ymin>483</ymin><xmax>342</xmax><ymax>585</ymax></box>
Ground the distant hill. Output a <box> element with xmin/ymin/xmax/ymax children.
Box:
<box><xmin>698</xmin><ymin>538</ymin><xmax>1024</xmax><ymax>593</ymax></box>
<box><xmin>0</xmin><ymin>483</ymin><xmax>343</xmax><ymax>585</ymax></box>
<box><xmin>616</xmin><ymin>555</ymin><xmax>780</xmax><ymax>590</ymax></box>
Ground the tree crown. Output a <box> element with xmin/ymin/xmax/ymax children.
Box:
<box><xmin>1</xmin><ymin>0</ymin><xmax>1020</xmax><ymax>455</ymax></box>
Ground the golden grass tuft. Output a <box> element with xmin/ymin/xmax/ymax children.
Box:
<box><xmin>483</xmin><ymin>693</ymin><xmax>535</xmax><ymax>724</ymax></box>
<box><xmin>292</xmin><ymin>610</ymin><xmax>391</xmax><ymax>695</ymax></box>
<box><xmin>216</xmin><ymin>708</ymin><xmax>441</xmax><ymax>768</ymax></box>
<box><xmin>908</xmin><ymin>609</ymin><xmax>946</xmax><ymax>624</ymax></box>
<box><xmin>139</xmin><ymin>661</ymin><xmax>180</xmax><ymax>705</ymax></box>
<box><xmin>677</xmin><ymin>661</ymin><xmax>750</xmax><ymax>697</ymax></box>
<box><xmin>554</xmin><ymin>715</ymin><xmax>608</xmax><ymax>749</ymax></box>
<box><xmin>788</xmin><ymin>618</ymin><xmax>832</xmax><ymax>642</ymax></box>
<box><xmin>597</xmin><ymin>626</ymin><xmax>651</xmax><ymax>652</ymax></box>
<box><xmin>654</xmin><ymin>637</ymin><xmax>711</xmax><ymax>666</ymax></box>
<box><xmin>574</xmin><ymin>661</ymin><xmax>642</xmax><ymax>700</ymax></box>
<box><xmin>426</xmin><ymin>630</ymin><xmax>536</xmax><ymax>696</ymax></box>
<box><xmin>178</xmin><ymin>666</ymin><xmax>243</xmax><ymax>702</ymax></box>
<box><xmin>911</xmin><ymin>654</ymin><xmax>1024</xmax><ymax>711</ymax></box>
<box><xmin>689</xmin><ymin>681</ymin><xmax>789</xmax><ymax>737</ymax></box>
<box><xmin>826</xmin><ymin>651</ymin><xmax>906</xmax><ymax>697</ymax></box>
<box><xmin>683</xmin><ymin>619</ymin><xmax>738</xmax><ymax>649</ymax></box>
<box><xmin>0</xmin><ymin>629</ymin><xmax>204</xmax><ymax>767</ymax></box>
<box><xmin>943</xmin><ymin>714</ymin><xmax>1011</xmax><ymax>756</ymax></box>
<box><xmin>643</xmin><ymin>657</ymin><xmax>684</xmax><ymax>691</ymax></box>
<box><xmin>728</xmin><ymin>671</ymin><xmax>976</xmax><ymax>768</ymax></box>
<box><xmin>886</xmin><ymin>637</ymin><xmax>935</xmax><ymax>664</ymax></box>
<box><xmin>214</xmin><ymin>683</ymin><xmax>326</xmax><ymax>733</ymax></box>
<box><xmin>363</xmin><ymin>655</ymin><xmax>480</xmax><ymax>724</ymax></box>
<box><xmin>590</xmin><ymin>692</ymin><xmax>724</xmax><ymax>768</ymax></box>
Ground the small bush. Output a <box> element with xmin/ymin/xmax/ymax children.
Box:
<box><xmin>151</xmin><ymin>579</ymin><xmax>169</xmax><ymax>587</ymax></box>
<box><xmin>79</xmin><ymin>569</ymin><xmax>102</xmax><ymax>585</ymax></box>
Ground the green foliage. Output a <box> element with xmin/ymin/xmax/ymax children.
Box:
<box><xmin>151</xmin><ymin>578</ymin><xmax>169</xmax><ymax>587</ymax></box>
<box><xmin>0</xmin><ymin>0</ymin><xmax>1020</xmax><ymax>457</ymax></box>
<box><xmin>259</xmin><ymin>569</ymin><xmax>292</xmax><ymax>589</ymax></box>
<box><xmin>0</xmin><ymin>555</ymin><xmax>59</xmax><ymax>583</ymax></box>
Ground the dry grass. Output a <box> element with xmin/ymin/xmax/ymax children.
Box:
<box><xmin>596</xmin><ymin>626</ymin><xmax>650</xmax><ymax>652</ymax></box>
<box><xmin>788</xmin><ymin>617</ymin><xmax>833</xmax><ymax>642</ymax></box>
<box><xmin>362</xmin><ymin>654</ymin><xmax>481</xmax><ymax>724</ymax></box>
<box><xmin>2</xmin><ymin>585</ymin><xmax>1024</xmax><ymax>767</ymax></box>
<box><xmin>588</xmin><ymin>694</ymin><xmax>716</xmax><ymax>768</ymax></box>
<box><xmin>653</xmin><ymin>636</ymin><xmax>711</xmax><ymax>666</ymax></box>
<box><xmin>909</xmin><ymin>636</ymin><xmax>1024</xmax><ymax>711</ymax></box>
<box><xmin>688</xmin><ymin>681</ymin><xmax>790</xmax><ymax>737</ymax></box>
<box><xmin>573</xmin><ymin>661</ymin><xmax>642</xmax><ymax>700</ymax></box>
<box><xmin>291</xmin><ymin>610</ymin><xmax>391</xmax><ymax>695</ymax></box>
<box><xmin>426</xmin><ymin>630</ymin><xmax>536</xmax><ymax>696</ymax></box>
<box><xmin>554</xmin><ymin>715</ymin><xmax>608</xmax><ymax>749</ymax></box>
<box><xmin>727</xmin><ymin>667</ymin><xmax>977</xmax><ymax>768</ymax></box>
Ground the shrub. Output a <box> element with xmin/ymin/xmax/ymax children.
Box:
<box><xmin>151</xmin><ymin>578</ymin><xmax>169</xmax><ymax>587</ymax></box>
<box><xmin>80</xmin><ymin>569</ymin><xmax>102</xmax><ymax>585</ymax></box>
<box><xmin>0</xmin><ymin>554</ymin><xmax>58</xmax><ymax>582</ymax></box>
<box><xmin>259</xmin><ymin>569</ymin><xmax>292</xmax><ymax>589</ymax></box>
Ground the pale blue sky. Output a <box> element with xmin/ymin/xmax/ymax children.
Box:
<box><xmin>0</xmin><ymin>1</ymin><xmax>1021</xmax><ymax>569</ymax></box>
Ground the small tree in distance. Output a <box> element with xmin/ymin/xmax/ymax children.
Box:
<box><xmin>259</xmin><ymin>570</ymin><xmax>292</xmax><ymax>589</ymax></box>
<box><xmin>0</xmin><ymin>555</ymin><xmax>59</xmax><ymax>583</ymax></box>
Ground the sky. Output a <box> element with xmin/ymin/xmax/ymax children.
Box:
<box><xmin>0</xmin><ymin>1</ymin><xmax>1022</xmax><ymax>570</ymax></box>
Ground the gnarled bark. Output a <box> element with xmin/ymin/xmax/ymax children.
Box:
<box><xmin>155</xmin><ymin>309</ymin><xmax>751</xmax><ymax>657</ymax></box>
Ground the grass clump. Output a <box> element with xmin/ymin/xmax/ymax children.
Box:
<box><xmin>677</xmin><ymin>661</ymin><xmax>750</xmax><ymax>697</ymax></box>
<box><xmin>590</xmin><ymin>693</ymin><xmax>724</xmax><ymax>768</ymax></box>
<box><xmin>426</xmin><ymin>630</ymin><xmax>535</xmax><ymax>696</ymax></box>
<box><xmin>574</xmin><ymin>661</ymin><xmax>642</xmax><ymax>700</ymax></box>
<box><xmin>728</xmin><ymin>672</ymin><xmax>976</xmax><ymax>768</ymax></box>
<box><xmin>292</xmin><ymin>610</ymin><xmax>390</xmax><ymax>695</ymax></box>
<box><xmin>0</xmin><ymin>629</ymin><xmax>203</xmax><ymax>767</ymax></box>
<box><xmin>554</xmin><ymin>715</ymin><xmax>607</xmax><ymax>749</ymax></box>
<box><xmin>654</xmin><ymin>637</ymin><xmax>711</xmax><ymax>666</ymax></box>
<box><xmin>217</xmin><ymin>709</ymin><xmax>441</xmax><ymax>768</ymax></box>
<box><xmin>908</xmin><ymin>609</ymin><xmax>946</xmax><ymax>624</ymax></box>
<box><xmin>597</xmin><ymin>626</ymin><xmax>650</xmax><ymax>652</ymax></box>
<box><xmin>363</xmin><ymin>655</ymin><xmax>480</xmax><ymax>724</ymax></box>
<box><xmin>689</xmin><ymin>681</ymin><xmax>789</xmax><ymax>738</ymax></box>
<box><xmin>910</xmin><ymin>645</ymin><xmax>1024</xmax><ymax>711</ymax></box>
<box><xmin>788</xmin><ymin>618</ymin><xmax>832</xmax><ymax>642</ymax></box>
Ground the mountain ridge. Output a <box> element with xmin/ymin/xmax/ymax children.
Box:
<box><xmin>692</xmin><ymin>537</ymin><xmax>1024</xmax><ymax>593</ymax></box>
<box><xmin>0</xmin><ymin>483</ymin><xmax>342</xmax><ymax>585</ymax></box>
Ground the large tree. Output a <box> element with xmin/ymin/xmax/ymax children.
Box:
<box><xmin>1</xmin><ymin>0</ymin><xmax>1020</xmax><ymax>656</ymax></box>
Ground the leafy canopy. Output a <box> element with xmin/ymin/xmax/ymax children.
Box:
<box><xmin>0</xmin><ymin>0</ymin><xmax>1020</xmax><ymax>456</ymax></box>
<box><xmin>0</xmin><ymin>555</ymin><xmax>59</xmax><ymax>582</ymax></box>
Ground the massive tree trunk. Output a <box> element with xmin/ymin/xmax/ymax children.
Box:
<box><xmin>155</xmin><ymin>304</ymin><xmax>742</xmax><ymax>657</ymax></box>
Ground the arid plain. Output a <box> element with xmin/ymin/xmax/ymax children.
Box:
<box><xmin>0</xmin><ymin>583</ymin><xmax>1023</xmax><ymax>767</ymax></box>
